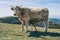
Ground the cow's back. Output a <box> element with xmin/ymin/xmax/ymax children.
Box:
<box><xmin>29</xmin><ymin>8</ymin><xmax>49</xmax><ymax>20</ymax></box>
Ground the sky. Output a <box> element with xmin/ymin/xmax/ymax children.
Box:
<box><xmin>0</xmin><ymin>0</ymin><xmax>60</xmax><ymax>18</ymax></box>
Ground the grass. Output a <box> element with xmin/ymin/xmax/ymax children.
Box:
<box><xmin>0</xmin><ymin>23</ymin><xmax>60</xmax><ymax>40</ymax></box>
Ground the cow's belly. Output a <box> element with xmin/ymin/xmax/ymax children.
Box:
<box><xmin>29</xmin><ymin>18</ymin><xmax>44</xmax><ymax>24</ymax></box>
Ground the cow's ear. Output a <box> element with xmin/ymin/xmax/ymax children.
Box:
<box><xmin>10</xmin><ymin>6</ymin><xmax>15</xmax><ymax>10</ymax></box>
<box><xmin>11</xmin><ymin>7</ymin><xmax>14</xmax><ymax>10</ymax></box>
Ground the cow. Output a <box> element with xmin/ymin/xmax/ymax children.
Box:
<box><xmin>11</xmin><ymin>6</ymin><xmax>49</xmax><ymax>32</ymax></box>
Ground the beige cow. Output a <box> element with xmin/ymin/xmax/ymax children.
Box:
<box><xmin>11</xmin><ymin>6</ymin><xmax>49</xmax><ymax>32</ymax></box>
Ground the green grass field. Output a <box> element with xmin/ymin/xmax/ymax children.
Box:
<box><xmin>0</xmin><ymin>23</ymin><xmax>60</xmax><ymax>40</ymax></box>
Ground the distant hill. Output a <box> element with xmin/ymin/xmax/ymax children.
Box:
<box><xmin>0</xmin><ymin>16</ymin><xmax>21</xmax><ymax>24</ymax></box>
<box><xmin>49</xmin><ymin>18</ymin><xmax>60</xmax><ymax>24</ymax></box>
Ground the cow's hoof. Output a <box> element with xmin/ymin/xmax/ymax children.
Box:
<box><xmin>35</xmin><ymin>29</ymin><xmax>37</xmax><ymax>31</ymax></box>
<box><xmin>44</xmin><ymin>31</ymin><xmax>47</xmax><ymax>33</ymax></box>
<box><xmin>22</xmin><ymin>30</ymin><xmax>24</xmax><ymax>32</ymax></box>
<box><xmin>25</xmin><ymin>30</ymin><xmax>30</xmax><ymax>33</ymax></box>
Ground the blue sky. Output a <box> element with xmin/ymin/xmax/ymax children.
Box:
<box><xmin>0</xmin><ymin>0</ymin><xmax>60</xmax><ymax>18</ymax></box>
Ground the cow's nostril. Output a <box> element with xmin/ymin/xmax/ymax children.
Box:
<box><xmin>13</xmin><ymin>14</ymin><xmax>16</xmax><ymax>16</ymax></box>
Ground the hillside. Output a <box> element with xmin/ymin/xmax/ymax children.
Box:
<box><xmin>0</xmin><ymin>23</ymin><xmax>60</xmax><ymax>40</ymax></box>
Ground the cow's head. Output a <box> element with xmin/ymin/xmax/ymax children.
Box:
<box><xmin>11</xmin><ymin>6</ymin><xmax>22</xmax><ymax>16</ymax></box>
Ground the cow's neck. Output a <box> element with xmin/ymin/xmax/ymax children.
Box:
<box><xmin>18</xmin><ymin>13</ymin><xmax>24</xmax><ymax>21</ymax></box>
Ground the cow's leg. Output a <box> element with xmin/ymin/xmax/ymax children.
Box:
<box><xmin>21</xmin><ymin>21</ymin><xmax>25</xmax><ymax>32</ymax></box>
<box><xmin>18</xmin><ymin>18</ymin><xmax>25</xmax><ymax>32</ymax></box>
<box><xmin>43</xmin><ymin>21</ymin><xmax>49</xmax><ymax>32</ymax></box>
<box><xmin>30</xmin><ymin>24</ymin><xmax>33</xmax><ymax>31</ymax></box>
<box><xmin>34</xmin><ymin>25</ymin><xmax>37</xmax><ymax>31</ymax></box>
<box><xmin>25</xmin><ymin>20</ymin><xmax>29</xmax><ymax>32</ymax></box>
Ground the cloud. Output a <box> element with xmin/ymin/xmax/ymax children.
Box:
<box><xmin>15</xmin><ymin>0</ymin><xmax>60</xmax><ymax>8</ymax></box>
<box><xmin>0</xmin><ymin>0</ymin><xmax>60</xmax><ymax>18</ymax></box>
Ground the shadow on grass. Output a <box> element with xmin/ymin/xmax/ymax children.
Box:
<box><xmin>28</xmin><ymin>31</ymin><xmax>60</xmax><ymax>37</ymax></box>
